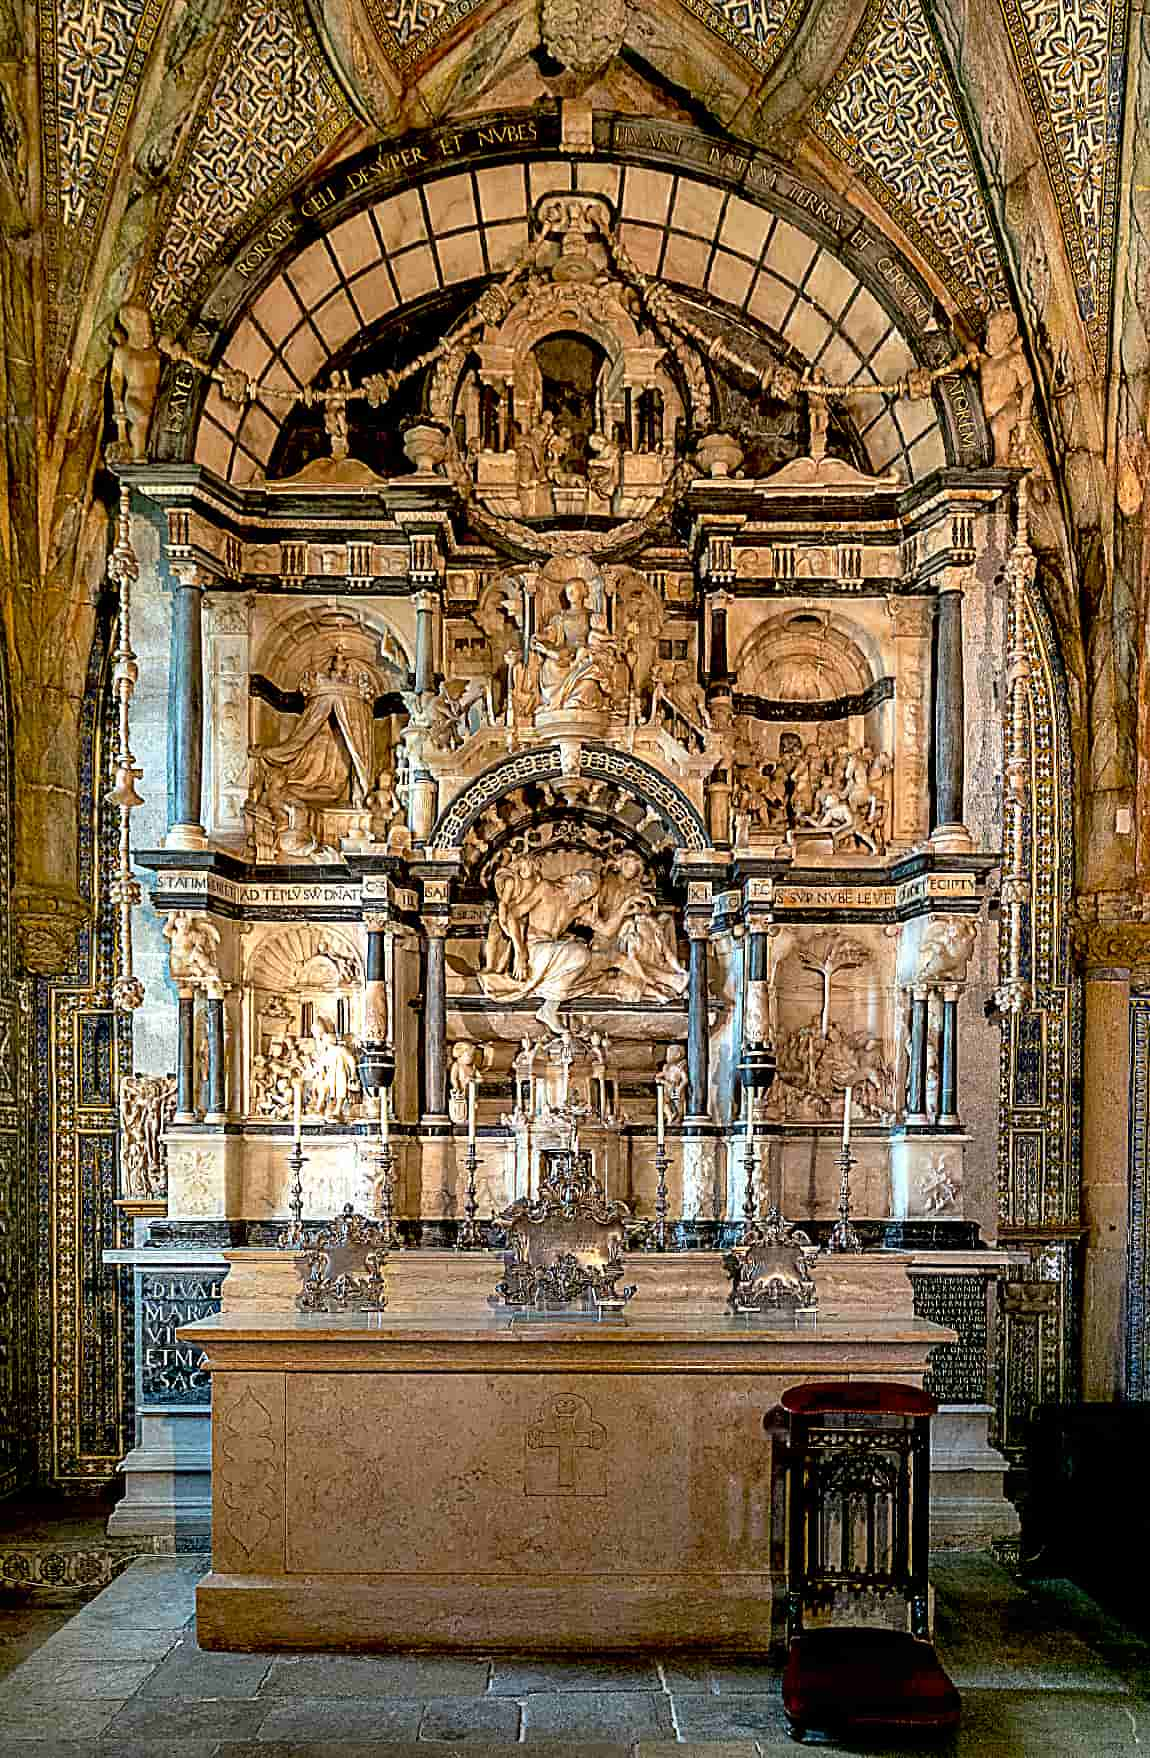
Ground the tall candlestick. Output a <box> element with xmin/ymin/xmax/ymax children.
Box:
<box><xmin>657</xmin><ymin>1080</ymin><xmax>666</xmax><ymax>1146</ymax></box>
<box><xmin>841</xmin><ymin>1084</ymin><xmax>853</xmax><ymax>1149</ymax></box>
<box><xmin>560</xmin><ymin>1058</ymin><xmax>569</xmax><ymax>1109</ymax></box>
<box><xmin>379</xmin><ymin>1087</ymin><xmax>389</xmax><ymax>1144</ymax></box>
<box><xmin>467</xmin><ymin>1076</ymin><xmax>477</xmax><ymax>1145</ymax></box>
<box><xmin>292</xmin><ymin>1078</ymin><xmax>303</xmax><ymax>1142</ymax></box>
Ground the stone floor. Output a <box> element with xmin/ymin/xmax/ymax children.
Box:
<box><xmin>0</xmin><ymin>1551</ymin><xmax>1147</xmax><ymax>1754</ymax></box>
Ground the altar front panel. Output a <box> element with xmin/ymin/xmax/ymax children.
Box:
<box><xmin>192</xmin><ymin>1311</ymin><xmax>951</xmax><ymax>1652</ymax></box>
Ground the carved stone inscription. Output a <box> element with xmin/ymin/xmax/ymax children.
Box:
<box><xmin>525</xmin><ymin>1394</ymin><xmax>606</xmax><ymax>1496</ymax></box>
<box><xmin>139</xmin><ymin>1272</ymin><xmax>224</xmax><ymax>1406</ymax></box>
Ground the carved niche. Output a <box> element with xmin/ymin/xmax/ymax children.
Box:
<box><xmin>244</xmin><ymin>926</ymin><xmax>364</xmax><ymax>1123</ymax></box>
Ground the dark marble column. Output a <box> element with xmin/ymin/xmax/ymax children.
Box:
<box><xmin>204</xmin><ymin>993</ymin><xmax>226</xmax><ymax>1121</ymax></box>
<box><xmin>169</xmin><ymin>570</ymin><xmax>205</xmax><ymax>845</ymax></box>
<box><xmin>175</xmin><ymin>993</ymin><xmax>197</xmax><ymax>1121</ymax></box>
<box><xmin>934</xmin><ymin>582</ymin><xmax>966</xmax><ymax>836</ymax></box>
<box><xmin>413</xmin><ymin>592</ymin><xmax>435</xmax><ymax>695</ymax></box>
<box><xmin>709</xmin><ymin>599</ymin><xmax>730</xmax><ymax>685</ymax></box>
<box><xmin>938</xmin><ymin>984</ymin><xmax>960</xmax><ymax>1127</ymax></box>
<box><xmin>422</xmin><ymin>921</ymin><xmax>449</xmax><ymax>1120</ymax></box>
<box><xmin>687</xmin><ymin>923</ymin><xmax>711</xmax><ymax>1118</ymax></box>
<box><xmin>905</xmin><ymin>986</ymin><xmax>929</xmax><ymax>1124</ymax></box>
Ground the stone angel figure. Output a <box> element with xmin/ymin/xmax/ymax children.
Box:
<box><xmin>448</xmin><ymin>1041</ymin><xmax>493</xmax><ymax>1124</ymax></box>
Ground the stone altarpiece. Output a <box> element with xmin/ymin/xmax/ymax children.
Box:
<box><xmin>101</xmin><ymin>150</ymin><xmax>1049</xmax><ymax>1541</ymax></box>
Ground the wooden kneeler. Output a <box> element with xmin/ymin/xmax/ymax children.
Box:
<box><xmin>778</xmin><ymin>1382</ymin><xmax>961</xmax><ymax>1745</ymax></box>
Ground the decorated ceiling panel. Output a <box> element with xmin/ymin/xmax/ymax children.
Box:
<box><xmin>996</xmin><ymin>0</ymin><xmax>1127</xmax><ymax>358</ymax></box>
<box><xmin>148</xmin><ymin>0</ymin><xmax>353</xmax><ymax>322</ymax></box>
<box><xmin>811</xmin><ymin>0</ymin><xmax>1007</xmax><ymax>322</ymax></box>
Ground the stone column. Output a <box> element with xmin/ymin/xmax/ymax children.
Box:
<box><xmin>709</xmin><ymin>597</ymin><xmax>730</xmax><ymax>684</ymax></box>
<box><xmin>422</xmin><ymin>919</ymin><xmax>450</xmax><ymax>1123</ymax></box>
<box><xmin>886</xmin><ymin>596</ymin><xmax>932</xmax><ymax>844</ymax></box>
<box><xmin>937</xmin><ymin>983</ymin><xmax>960</xmax><ymax>1127</ymax></box>
<box><xmin>413</xmin><ymin>591</ymin><xmax>436</xmax><ymax>696</ymax></box>
<box><xmin>364</xmin><ymin>914</ymin><xmax>389</xmax><ymax>1042</ymax></box>
<box><xmin>167</xmin><ymin>566</ymin><xmax>207</xmax><ymax>849</ymax></box>
<box><xmin>905</xmin><ymin>986</ymin><xmax>929</xmax><ymax>1124</ymax></box>
<box><xmin>175</xmin><ymin>992</ymin><xmax>197</xmax><ymax>1122</ymax></box>
<box><xmin>932</xmin><ymin>575</ymin><xmax>972</xmax><ymax>851</ymax></box>
<box><xmin>686</xmin><ymin>921</ymin><xmax>711</xmax><ymax>1119</ymax></box>
<box><xmin>1079</xmin><ymin>946</ymin><xmax>1134</xmax><ymax>1400</ymax></box>
<box><xmin>203</xmin><ymin>989</ymin><xmax>226</xmax><ymax>1123</ymax></box>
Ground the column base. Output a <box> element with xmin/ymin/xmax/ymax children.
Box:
<box><xmin>165</xmin><ymin>822</ymin><xmax>209</xmax><ymax>851</ymax></box>
<box><xmin>203</xmin><ymin>1111</ymin><xmax>228</xmax><ymax>1125</ymax></box>
<box><xmin>173</xmin><ymin>1110</ymin><xmax>198</xmax><ymax>1126</ymax></box>
<box><xmin>930</xmin><ymin>823</ymin><xmax>974</xmax><ymax>853</ymax></box>
<box><xmin>936</xmin><ymin>1113</ymin><xmax>961</xmax><ymax>1129</ymax></box>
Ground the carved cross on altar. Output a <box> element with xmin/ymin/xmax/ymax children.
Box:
<box><xmin>525</xmin><ymin>1394</ymin><xmax>606</xmax><ymax>1495</ymax></box>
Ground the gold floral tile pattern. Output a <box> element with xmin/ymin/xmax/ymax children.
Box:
<box><xmin>811</xmin><ymin>0</ymin><xmax>1007</xmax><ymax>320</ymax></box>
<box><xmin>148</xmin><ymin>0</ymin><xmax>352</xmax><ymax>321</ymax></box>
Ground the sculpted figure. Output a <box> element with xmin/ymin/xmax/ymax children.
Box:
<box><xmin>251</xmin><ymin>646</ymin><xmax>376</xmax><ymax>813</ymax></box>
<box><xmin>448</xmin><ymin>1041</ymin><xmax>492</xmax><ymax>1123</ymax></box>
<box><xmin>648</xmin><ymin>661</ymin><xmax>712</xmax><ymax>745</ymax></box>
<box><xmin>533</xmin><ymin>578</ymin><xmax>613</xmax><ymax>715</ymax></box>
<box><xmin>657</xmin><ymin>1044</ymin><xmax>689</xmax><ymax>1120</ymax></box>
<box><xmin>307</xmin><ymin>1017</ymin><xmax>359</xmax><ymax>1121</ymax></box>
<box><xmin>596</xmin><ymin>852</ymin><xmax>688</xmax><ymax>1002</ymax></box>
<box><xmin>109</xmin><ymin>303</ymin><xmax>160</xmax><ymax>462</ymax></box>
<box><xmin>118</xmin><ymin>1073</ymin><xmax>178</xmax><ymax>1199</ymax></box>
<box><xmin>587</xmin><ymin>431</ymin><xmax>620</xmax><ymax>502</ymax></box>
<box><xmin>916</xmin><ymin>917</ymin><xmax>978</xmax><ymax>986</ymax></box>
<box><xmin>980</xmin><ymin>308</ymin><xmax>1034</xmax><ymax>466</ymax></box>
<box><xmin>163</xmin><ymin>912</ymin><xmax>221</xmax><ymax>989</ymax></box>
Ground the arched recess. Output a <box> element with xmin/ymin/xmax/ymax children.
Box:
<box><xmin>736</xmin><ymin>609</ymin><xmax>879</xmax><ymax>701</ymax></box>
<box><xmin>153</xmin><ymin>115</ymin><xmax>991</xmax><ymax>484</ymax></box>
<box><xmin>429</xmin><ymin>742</ymin><xmax>710</xmax><ymax>854</ymax></box>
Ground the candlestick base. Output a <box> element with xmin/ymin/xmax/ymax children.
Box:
<box><xmin>652</xmin><ymin>1143</ymin><xmax>670</xmax><ymax>1252</ymax></box>
<box><xmin>371</xmin><ymin>1142</ymin><xmax>402</xmax><ymax>1252</ymax></box>
<box><xmin>455</xmin><ymin>1146</ymin><xmax>488</xmax><ymax>1251</ymax></box>
<box><xmin>826</xmin><ymin>1147</ymin><xmax>864</xmax><ymax>1254</ymax></box>
<box><xmin>282</xmin><ymin>1142</ymin><xmax>308</xmax><ymax>1251</ymax></box>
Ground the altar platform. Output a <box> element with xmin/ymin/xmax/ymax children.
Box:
<box><xmin>183</xmin><ymin>1305</ymin><xmax>955</xmax><ymax>1654</ymax></box>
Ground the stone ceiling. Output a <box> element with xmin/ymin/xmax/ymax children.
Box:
<box><xmin>31</xmin><ymin>0</ymin><xmax>1129</xmax><ymax>362</ymax></box>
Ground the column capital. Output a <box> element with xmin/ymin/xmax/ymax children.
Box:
<box><xmin>685</xmin><ymin>916</ymin><xmax>711</xmax><ymax>942</ymax></box>
<box><xmin>363</xmin><ymin>910</ymin><xmax>392</xmax><ymax>933</ymax></box>
<box><xmin>423</xmin><ymin>916</ymin><xmax>451</xmax><ymax>940</ymax></box>
<box><xmin>1073</xmin><ymin>917</ymin><xmax>1150</xmax><ymax>976</ymax></box>
<box><xmin>936</xmin><ymin>566</ymin><xmax>972</xmax><ymax>596</ymax></box>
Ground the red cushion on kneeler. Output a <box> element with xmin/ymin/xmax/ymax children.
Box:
<box><xmin>782</xmin><ymin>1629</ymin><xmax>961</xmax><ymax>1735</ymax></box>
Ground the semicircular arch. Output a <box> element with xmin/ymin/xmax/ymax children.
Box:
<box><xmin>429</xmin><ymin>742</ymin><xmax>710</xmax><ymax>853</ymax></box>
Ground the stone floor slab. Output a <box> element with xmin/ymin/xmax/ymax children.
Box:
<box><xmin>705</xmin><ymin>1659</ymin><xmax>783</xmax><ymax>1695</ymax></box>
<box><xmin>0</xmin><ymin>1657</ymin><xmax>156</xmax><ymax>1697</ymax></box>
<box><xmin>262</xmin><ymin>1655</ymin><xmax>493</xmax><ymax>1697</ymax></box>
<box><xmin>138</xmin><ymin>1635</ymin><xmax>272</xmax><ymax>1697</ymax></box>
<box><xmin>520</xmin><ymin>1690</ymin><xmax>676</xmax><ymax>1742</ymax></box>
<box><xmin>418</xmin><ymin>1697</ymin><xmax>523</xmax><ymax>1741</ymax></box>
<box><xmin>45</xmin><ymin>1624</ymin><xmax>182</xmax><ymax>1662</ymax></box>
<box><xmin>255</xmin><ymin>1695</ymin><xmax>427</xmax><ymax>1742</ymax></box>
<box><xmin>670</xmin><ymin>1689</ymin><xmax>791</xmax><ymax>1742</ymax></box>
<box><xmin>490</xmin><ymin>1656</ymin><xmax>662</xmax><ymax>1693</ymax></box>
<box><xmin>3</xmin><ymin>1697</ymin><xmax>129</xmax><ymax>1741</ymax></box>
<box><xmin>102</xmin><ymin>1693</ymin><xmax>271</xmax><ymax>1741</ymax></box>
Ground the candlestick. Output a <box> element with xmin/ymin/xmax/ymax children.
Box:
<box><xmin>827</xmin><ymin>1144</ymin><xmax>863</xmax><ymax>1254</ymax></box>
<box><xmin>456</xmin><ymin>1138</ymin><xmax>486</xmax><ymax>1251</ymax></box>
<box><xmin>656</xmin><ymin>1080</ymin><xmax>666</xmax><ymax>1146</ymax></box>
<box><xmin>653</xmin><ymin>1136</ymin><xmax>670</xmax><ymax>1252</ymax></box>
<box><xmin>467</xmin><ymin>1075</ymin><xmax>477</xmax><ymax>1145</ymax></box>
<box><xmin>743</xmin><ymin>1102</ymin><xmax>758</xmax><ymax>1225</ymax></box>
<box><xmin>283</xmin><ymin>1140</ymin><xmax>307</xmax><ymax>1250</ymax></box>
<box><xmin>292</xmin><ymin>1078</ymin><xmax>303</xmax><ymax>1142</ymax></box>
<box><xmin>841</xmin><ymin>1083</ymin><xmax>853</xmax><ymax>1149</ymax></box>
<box><xmin>372</xmin><ymin>1096</ymin><xmax>400</xmax><ymax>1251</ymax></box>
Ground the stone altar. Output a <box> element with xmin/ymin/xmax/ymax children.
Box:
<box><xmin>184</xmin><ymin>1302</ymin><xmax>954</xmax><ymax>1653</ymax></box>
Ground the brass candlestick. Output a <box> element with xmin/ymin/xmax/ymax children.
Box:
<box><xmin>372</xmin><ymin>1139</ymin><xmax>401</xmax><ymax>1252</ymax></box>
<box><xmin>827</xmin><ymin>1145</ymin><xmax>863</xmax><ymax>1253</ymax></box>
<box><xmin>653</xmin><ymin>1140</ymin><xmax>670</xmax><ymax>1251</ymax></box>
<box><xmin>456</xmin><ymin>1142</ymin><xmax>486</xmax><ymax>1250</ymax></box>
<box><xmin>742</xmin><ymin>1108</ymin><xmax>759</xmax><ymax>1226</ymax></box>
<box><xmin>284</xmin><ymin>1141</ymin><xmax>308</xmax><ymax>1249</ymax></box>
